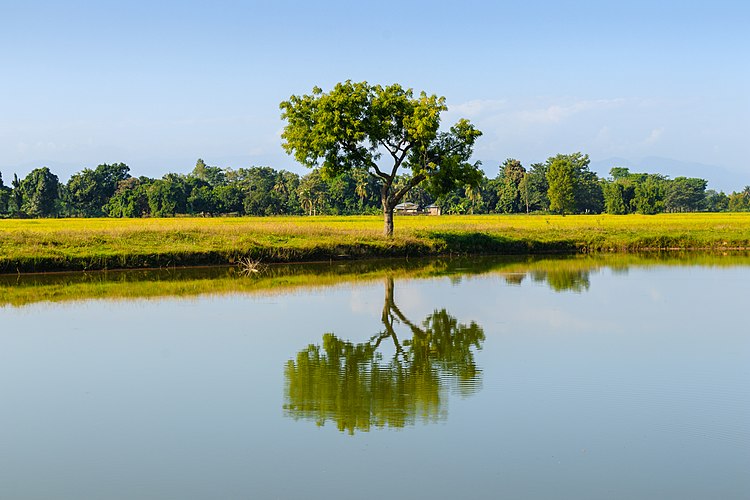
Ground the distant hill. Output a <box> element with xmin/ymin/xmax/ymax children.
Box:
<box><xmin>590</xmin><ymin>157</ymin><xmax>749</xmax><ymax>193</ymax></box>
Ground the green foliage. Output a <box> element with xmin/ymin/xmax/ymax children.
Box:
<box><xmin>0</xmin><ymin>172</ymin><xmax>11</xmax><ymax>215</ymax></box>
<box><xmin>728</xmin><ymin>187</ymin><xmax>750</xmax><ymax>211</ymax></box>
<box><xmin>496</xmin><ymin>158</ymin><xmax>526</xmax><ymax>213</ymax></box>
<box><xmin>65</xmin><ymin>163</ymin><xmax>130</xmax><ymax>217</ymax></box>
<box><xmin>524</xmin><ymin>163</ymin><xmax>550</xmax><ymax>212</ymax></box>
<box><xmin>106</xmin><ymin>177</ymin><xmax>150</xmax><ymax>217</ymax></box>
<box><xmin>545</xmin><ymin>153</ymin><xmax>602</xmax><ymax>215</ymax></box>
<box><xmin>546</xmin><ymin>156</ymin><xmax>576</xmax><ymax>215</ymax></box>
<box><xmin>191</xmin><ymin>158</ymin><xmax>226</xmax><ymax>186</ymax></box>
<box><xmin>666</xmin><ymin>177</ymin><xmax>707</xmax><ymax>212</ymax></box>
<box><xmin>147</xmin><ymin>174</ymin><xmax>188</xmax><ymax>217</ymax></box>
<box><xmin>633</xmin><ymin>174</ymin><xmax>667</xmax><ymax>214</ymax></box>
<box><xmin>603</xmin><ymin>181</ymin><xmax>627</xmax><ymax>214</ymax></box>
<box><xmin>20</xmin><ymin>167</ymin><xmax>61</xmax><ymax>217</ymax></box>
<box><xmin>280</xmin><ymin>81</ymin><xmax>481</xmax><ymax>235</ymax></box>
<box><xmin>703</xmin><ymin>190</ymin><xmax>728</xmax><ymax>212</ymax></box>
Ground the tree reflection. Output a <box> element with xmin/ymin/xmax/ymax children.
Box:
<box><xmin>530</xmin><ymin>268</ymin><xmax>590</xmax><ymax>292</ymax></box>
<box><xmin>284</xmin><ymin>277</ymin><xmax>484</xmax><ymax>434</ymax></box>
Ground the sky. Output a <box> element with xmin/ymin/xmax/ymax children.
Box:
<box><xmin>1</xmin><ymin>0</ymin><xmax>748</xmax><ymax>191</ymax></box>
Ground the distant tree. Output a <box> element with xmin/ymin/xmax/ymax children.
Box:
<box><xmin>20</xmin><ymin>167</ymin><xmax>60</xmax><ymax>217</ymax></box>
<box><xmin>704</xmin><ymin>190</ymin><xmax>729</xmax><ymax>212</ymax></box>
<box><xmin>274</xmin><ymin>170</ymin><xmax>303</xmax><ymax>215</ymax></box>
<box><xmin>67</xmin><ymin>163</ymin><xmax>131</xmax><ymax>216</ymax></box>
<box><xmin>544</xmin><ymin>153</ymin><xmax>602</xmax><ymax>214</ymax></box>
<box><xmin>214</xmin><ymin>183</ymin><xmax>244</xmax><ymax>214</ymax></box>
<box><xmin>524</xmin><ymin>162</ymin><xmax>549</xmax><ymax>212</ymax></box>
<box><xmin>665</xmin><ymin>177</ymin><xmax>707</xmax><ymax>212</ymax></box>
<box><xmin>728</xmin><ymin>186</ymin><xmax>750</xmax><ymax>212</ymax></box>
<box><xmin>602</xmin><ymin>181</ymin><xmax>627</xmax><ymax>214</ymax></box>
<box><xmin>280</xmin><ymin>80</ymin><xmax>482</xmax><ymax>235</ymax></box>
<box><xmin>233</xmin><ymin>166</ymin><xmax>284</xmax><ymax>216</ymax></box>
<box><xmin>147</xmin><ymin>174</ymin><xmax>188</xmax><ymax>216</ymax></box>
<box><xmin>632</xmin><ymin>174</ymin><xmax>667</xmax><ymax>214</ymax></box>
<box><xmin>297</xmin><ymin>170</ymin><xmax>329</xmax><ymax>216</ymax></box>
<box><xmin>496</xmin><ymin>158</ymin><xmax>526</xmax><ymax>213</ymax></box>
<box><xmin>0</xmin><ymin>172</ymin><xmax>10</xmax><ymax>215</ymax></box>
<box><xmin>546</xmin><ymin>156</ymin><xmax>576</xmax><ymax>215</ymax></box>
<box><xmin>186</xmin><ymin>178</ymin><xmax>219</xmax><ymax>215</ymax></box>
<box><xmin>574</xmin><ymin>168</ymin><xmax>604</xmax><ymax>213</ymax></box>
<box><xmin>191</xmin><ymin>158</ymin><xmax>226</xmax><ymax>186</ymax></box>
<box><xmin>609</xmin><ymin>167</ymin><xmax>631</xmax><ymax>180</ymax></box>
<box><xmin>106</xmin><ymin>177</ymin><xmax>150</xmax><ymax>217</ymax></box>
<box><xmin>10</xmin><ymin>174</ymin><xmax>22</xmax><ymax>214</ymax></box>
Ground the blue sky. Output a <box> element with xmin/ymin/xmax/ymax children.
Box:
<box><xmin>1</xmin><ymin>0</ymin><xmax>748</xmax><ymax>191</ymax></box>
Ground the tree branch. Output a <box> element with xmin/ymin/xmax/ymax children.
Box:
<box><xmin>391</xmin><ymin>172</ymin><xmax>426</xmax><ymax>205</ymax></box>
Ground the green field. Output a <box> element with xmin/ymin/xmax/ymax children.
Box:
<box><xmin>1</xmin><ymin>213</ymin><xmax>749</xmax><ymax>273</ymax></box>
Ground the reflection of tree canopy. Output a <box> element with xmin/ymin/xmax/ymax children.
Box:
<box><xmin>530</xmin><ymin>269</ymin><xmax>590</xmax><ymax>292</ymax></box>
<box><xmin>284</xmin><ymin>277</ymin><xmax>484</xmax><ymax>434</ymax></box>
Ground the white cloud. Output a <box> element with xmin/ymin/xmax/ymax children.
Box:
<box><xmin>516</xmin><ymin>98</ymin><xmax>626</xmax><ymax>125</ymax></box>
<box><xmin>644</xmin><ymin>127</ymin><xmax>664</xmax><ymax>145</ymax></box>
<box><xmin>448</xmin><ymin>99</ymin><xmax>507</xmax><ymax>118</ymax></box>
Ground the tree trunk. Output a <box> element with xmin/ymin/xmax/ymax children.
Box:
<box><xmin>383</xmin><ymin>205</ymin><xmax>394</xmax><ymax>236</ymax></box>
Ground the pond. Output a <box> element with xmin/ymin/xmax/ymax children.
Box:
<box><xmin>0</xmin><ymin>254</ymin><xmax>748</xmax><ymax>499</ymax></box>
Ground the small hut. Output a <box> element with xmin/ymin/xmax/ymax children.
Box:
<box><xmin>394</xmin><ymin>202</ymin><xmax>420</xmax><ymax>214</ymax></box>
<box><xmin>426</xmin><ymin>204</ymin><xmax>441</xmax><ymax>216</ymax></box>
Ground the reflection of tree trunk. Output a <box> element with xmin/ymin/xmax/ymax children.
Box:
<box><xmin>381</xmin><ymin>276</ymin><xmax>426</xmax><ymax>342</ymax></box>
<box><xmin>376</xmin><ymin>275</ymin><xmax>403</xmax><ymax>355</ymax></box>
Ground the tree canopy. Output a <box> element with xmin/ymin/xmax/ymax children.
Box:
<box><xmin>280</xmin><ymin>81</ymin><xmax>482</xmax><ymax>235</ymax></box>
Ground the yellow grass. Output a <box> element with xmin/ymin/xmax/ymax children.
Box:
<box><xmin>1</xmin><ymin>213</ymin><xmax>749</xmax><ymax>273</ymax></box>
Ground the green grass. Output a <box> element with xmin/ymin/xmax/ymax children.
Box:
<box><xmin>1</xmin><ymin>213</ymin><xmax>749</xmax><ymax>273</ymax></box>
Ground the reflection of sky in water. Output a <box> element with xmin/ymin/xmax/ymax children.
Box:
<box><xmin>0</xmin><ymin>263</ymin><xmax>748</xmax><ymax>499</ymax></box>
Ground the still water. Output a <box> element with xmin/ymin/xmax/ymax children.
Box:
<box><xmin>0</xmin><ymin>255</ymin><xmax>748</xmax><ymax>499</ymax></box>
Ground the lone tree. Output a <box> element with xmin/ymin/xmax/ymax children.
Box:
<box><xmin>280</xmin><ymin>81</ymin><xmax>482</xmax><ymax>236</ymax></box>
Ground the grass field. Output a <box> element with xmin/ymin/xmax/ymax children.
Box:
<box><xmin>1</xmin><ymin>213</ymin><xmax>749</xmax><ymax>273</ymax></box>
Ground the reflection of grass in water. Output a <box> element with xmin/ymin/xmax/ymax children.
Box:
<box><xmin>1</xmin><ymin>252</ymin><xmax>749</xmax><ymax>308</ymax></box>
<box><xmin>1</xmin><ymin>213</ymin><xmax>750</xmax><ymax>272</ymax></box>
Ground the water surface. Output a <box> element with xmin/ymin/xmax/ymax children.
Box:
<box><xmin>0</xmin><ymin>255</ymin><xmax>748</xmax><ymax>499</ymax></box>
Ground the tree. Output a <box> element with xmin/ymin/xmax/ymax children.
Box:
<box><xmin>106</xmin><ymin>177</ymin><xmax>150</xmax><ymax>217</ymax></box>
<box><xmin>191</xmin><ymin>158</ymin><xmax>226</xmax><ymax>186</ymax></box>
<box><xmin>0</xmin><ymin>172</ymin><xmax>10</xmax><ymax>215</ymax></box>
<box><xmin>704</xmin><ymin>190</ymin><xmax>729</xmax><ymax>212</ymax></box>
<box><xmin>10</xmin><ymin>174</ymin><xmax>23</xmax><ymax>215</ymax></box>
<box><xmin>496</xmin><ymin>158</ymin><xmax>526</xmax><ymax>213</ymax></box>
<box><xmin>20</xmin><ymin>167</ymin><xmax>60</xmax><ymax>217</ymax></box>
<box><xmin>280</xmin><ymin>81</ymin><xmax>482</xmax><ymax>236</ymax></box>
<box><xmin>546</xmin><ymin>157</ymin><xmax>576</xmax><ymax>215</ymax></box>
<box><xmin>524</xmin><ymin>162</ymin><xmax>550</xmax><ymax>212</ymax></box>
<box><xmin>66</xmin><ymin>163</ymin><xmax>131</xmax><ymax>216</ymax></box>
<box><xmin>297</xmin><ymin>170</ymin><xmax>329</xmax><ymax>216</ymax></box>
<box><xmin>728</xmin><ymin>186</ymin><xmax>750</xmax><ymax>211</ymax></box>
<box><xmin>665</xmin><ymin>177</ymin><xmax>707</xmax><ymax>212</ymax></box>
<box><xmin>632</xmin><ymin>174</ymin><xmax>667</xmax><ymax>214</ymax></box>
<box><xmin>602</xmin><ymin>180</ymin><xmax>627</xmax><ymax>214</ymax></box>
<box><xmin>147</xmin><ymin>174</ymin><xmax>187</xmax><ymax>216</ymax></box>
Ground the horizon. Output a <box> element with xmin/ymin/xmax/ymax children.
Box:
<box><xmin>2</xmin><ymin>1</ymin><xmax>748</xmax><ymax>192</ymax></box>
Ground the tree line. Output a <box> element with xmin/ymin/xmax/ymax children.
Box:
<box><xmin>1</xmin><ymin>154</ymin><xmax>748</xmax><ymax>218</ymax></box>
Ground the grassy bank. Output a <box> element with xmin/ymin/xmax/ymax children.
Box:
<box><xmin>1</xmin><ymin>213</ymin><xmax>749</xmax><ymax>273</ymax></box>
